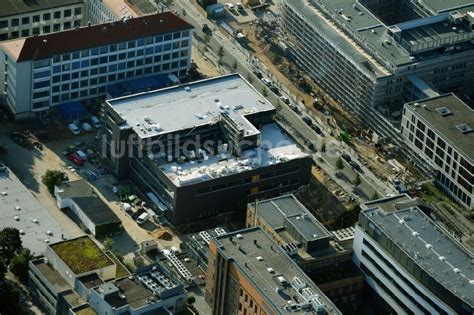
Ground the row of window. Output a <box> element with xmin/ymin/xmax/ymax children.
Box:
<box><xmin>0</xmin><ymin>7</ymin><xmax>82</xmax><ymax>28</ymax></box>
<box><xmin>33</xmin><ymin>59</ymin><xmax>188</xmax><ymax>90</ymax></box>
<box><xmin>0</xmin><ymin>20</ymin><xmax>81</xmax><ymax>40</ymax></box>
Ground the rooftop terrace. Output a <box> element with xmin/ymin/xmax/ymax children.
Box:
<box><xmin>108</xmin><ymin>74</ymin><xmax>275</xmax><ymax>139</ymax></box>
<box><xmin>362</xmin><ymin>206</ymin><xmax>474</xmax><ymax>308</ymax></box>
<box><xmin>157</xmin><ymin>123</ymin><xmax>308</xmax><ymax>186</ymax></box>
<box><xmin>405</xmin><ymin>93</ymin><xmax>474</xmax><ymax>159</ymax></box>
<box><xmin>50</xmin><ymin>236</ymin><xmax>114</xmax><ymax>274</ymax></box>
<box><xmin>214</xmin><ymin>227</ymin><xmax>341</xmax><ymax>314</ymax></box>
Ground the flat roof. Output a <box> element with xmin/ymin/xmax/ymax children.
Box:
<box><xmin>0</xmin><ymin>168</ymin><xmax>68</xmax><ymax>255</ymax></box>
<box><xmin>362</xmin><ymin>206</ymin><xmax>474</xmax><ymax>308</ymax></box>
<box><xmin>57</xmin><ymin>180</ymin><xmax>121</xmax><ymax>226</ymax></box>
<box><xmin>33</xmin><ymin>259</ymin><xmax>70</xmax><ymax>292</ymax></box>
<box><xmin>0</xmin><ymin>12</ymin><xmax>192</xmax><ymax>62</ymax></box>
<box><xmin>361</xmin><ymin>194</ymin><xmax>422</xmax><ymax>212</ymax></box>
<box><xmin>0</xmin><ymin>0</ymin><xmax>84</xmax><ymax>18</ymax></box>
<box><xmin>214</xmin><ymin>227</ymin><xmax>341</xmax><ymax>314</ymax></box>
<box><xmin>102</xmin><ymin>0</ymin><xmax>139</xmax><ymax>20</ymax></box>
<box><xmin>405</xmin><ymin>93</ymin><xmax>474</xmax><ymax>160</ymax></box>
<box><xmin>159</xmin><ymin>123</ymin><xmax>308</xmax><ymax>187</ymax></box>
<box><xmin>108</xmin><ymin>74</ymin><xmax>275</xmax><ymax>139</ymax></box>
<box><xmin>422</xmin><ymin>0</ymin><xmax>474</xmax><ymax>13</ymax></box>
<box><xmin>50</xmin><ymin>236</ymin><xmax>114</xmax><ymax>274</ymax></box>
<box><xmin>251</xmin><ymin>194</ymin><xmax>331</xmax><ymax>242</ymax></box>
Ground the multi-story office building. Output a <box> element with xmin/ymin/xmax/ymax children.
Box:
<box><xmin>0</xmin><ymin>0</ymin><xmax>86</xmax><ymax>41</ymax></box>
<box><xmin>0</xmin><ymin>12</ymin><xmax>193</xmax><ymax>119</ymax></box>
<box><xmin>246</xmin><ymin>195</ymin><xmax>363</xmax><ymax>304</ymax></box>
<box><xmin>353</xmin><ymin>194</ymin><xmax>474</xmax><ymax>315</ymax></box>
<box><xmin>103</xmin><ymin>74</ymin><xmax>312</xmax><ymax>225</ymax></box>
<box><xmin>280</xmin><ymin>0</ymin><xmax>474</xmax><ymax>142</ymax></box>
<box><xmin>402</xmin><ymin>94</ymin><xmax>473</xmax><ymax>209</ymax></box>
<box><xmin>205</xmin><ymin>226</ymin><xmax>342</xmax><ymax>314</ymax></box>
<box><xmin>88</xmin><ymin>0</ymin><xmax>139</xmax><ymax>24</ymax></box>
<box><xmin>29</xmin><ymin>235</ymin><xmax>186</xmax><ymax>314</ymax></box>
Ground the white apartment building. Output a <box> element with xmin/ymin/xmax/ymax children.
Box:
<box><xmin>353</xmin><ymin>195</ymin><xmax>474</xmax><ymax>315</ymax></box>
<box><xmin>280</xmin><ymin>0</ymin><xmax>474</xmax><ymax>143</ymax></box>
<box><xmin>0</xmin><ymin>0</ymin><xmax>86</xmax><ymax>41</ymax></box>
<box><xmin>0</xmin><ymin>12</ymin><xmax>193</xmax><ymax>119</ymax></box>
<box><xmin>402</xmin><ymin>94</ymin><xmax>473</xmax><ymax>209</ymax></box>
<box><xmin>87</xmin><ymin>0</ymin><xmax>140</xmax><ymax>24</ymax></box>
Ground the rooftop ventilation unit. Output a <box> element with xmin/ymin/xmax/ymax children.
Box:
<box><xmin>435</xmin><ymin>106</ymin><xmax>453</xmax><ymax>116</ymax></box>
<box><xmin>456</xmin><ymin>123</ymin><xmax>473</xmax><ymax>134</ymax></box>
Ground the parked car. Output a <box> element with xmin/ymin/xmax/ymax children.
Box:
<box><xmin>236</xmin><ymin>2</ymin><xmax>244</xmax><ymax>10</ymax></box>
<box><xmin>0</xmin><ymin>160</ymin><xmax>6</xmax><ymax>172</ymax></box>
<box><xmin>261</xmin><ymin>78</ymin><xmax>272</xmax><ymax>86</ymax></box>
<box><xmin>202</xmin><ymin>24</ymin><xmax>212</xmax><ymax>35</ymax></box>
<box><xmin>280</xmin><ymin>96</ymin><xmax>290</xmax><ymax>104</ymax></box>
<box><xmin>136</xmin><ymin>212</ymin><xmax>150</xmax><ymax>225</ymax></box>
<box><xmin>91</xmin><ymin>116</ymin><xmax>101</xmax><ymax>128</ymax></box>
<box><xmin>341</xmin><ymin>153</ymin><xmax>352</xmax><ymax>163</ymax></box>
<box><xmin>68</xmin><ymin>123</ymin><xmax>80</xmax><ymax>135</ymax></box>
<box><xmin>311</xmin><ymin>124</ymin><xmax>322</xmax><ymax>134</ymax></box>
<box><xmin>269</xmin><ymin>85</ymin><xmax>280</xmax><ymax>95</ymax></box>
<box><xmin>81</xmin><ymin>122</ymin><xmax>92</xmax><ymax>132</ymax></box>
<box><xmin>68</xmin><ymin>153</ymin><xmax>85</xmax><ymax>166</ymax></box>
<box><xmin>253</xmin><ymin>70</ymin><xmax>263</xmax><ymax>79</ymax></box>
<box><xmin>225</xmin><ymin>3</ymin><xmax>235</xmax><ymax>10</ymax></box>
<box><xmin>289</xmin><ymin>104</ymin><xmax>301</xmax><ymax>114</ymax></box>
<box><xmin>350</xmin><ymin>161</ymin><xmax>362</xmax><ymax>172</ymax></box>
<box><xmin>302</xmin><ymin>116</ymin><xmax>313</xmax><ymax>126</ymax></box>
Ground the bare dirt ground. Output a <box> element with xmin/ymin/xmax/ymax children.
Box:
<box><xmin>192</xmin><ymin>45</ymin><xmax>221</xmax><ymax>78</ymax></box>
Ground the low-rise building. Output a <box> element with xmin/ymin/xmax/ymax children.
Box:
<box><xmin>0</xmin><ymin>12</ymin><xmax>193</xmax><ymax>119</ymax></box>
<box><xmin>103</xmin><ymin>74</ymin><xmax>312</xmax><ymax>225</ymax></box>
<box><xmin>54</xmin><ymin>179</ymin><xmax>122</xmax><ymax>237</ymax></box>
<box><xmin>0</xmin><ymin>0</ymin><xmax>86</xmax><ymax>41</ymax></box>
<box><xmin>0</xmin><ymin>165</ymin><xmax>68</xmax><ymax>255</ymax></box>
<box><xmin>29</xmin><ymin>235</ymin><xmax>186</xmax><ymax>314</ymax></box>
<box><xmin>353</xmin><ymin>194</ymin><xmax>474</xmax><ymax>314</ymax></box>
<box><xmin>402</xmin><ymin>93</ymin><xmax>473</xmax><ymax>209</ymax></box>
<box><xmin>205</xmin><ymin>226</ymin><xmax>342</xmax><ymax>314</ymax></box>
<box><xmin>246</xmin><ymin>195</ymin><xmax>363</xmax><ymax>304</ymax></box>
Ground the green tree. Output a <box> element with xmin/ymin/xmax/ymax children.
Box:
<box><xmin>0</xmin><ymin>282</ymin><xmax>21</xmax><ymax>314</ymax></box>
<box><xmin>41</xmin><ymin>170</ymin><xmax>65</xmax><ymax>194</ymax></box>
<box><xmin>371</xmin><ymin>192</ymin><xmax>379</xmax><ymax>200</ymax></box>
<box><xmin>246</xmin><ymin>73</ymin><xmax>254</xmax><ymax>83</ymax></box>
<box><xmin>218</xmin><ymin>45</ymin><xmax>225</xmax><ymax>61</ymax></box>
<box><xmin>321</xmin><ymin>142</ymin><xmax>326</xmax><ymax>153</ymax></box>
<box><xmin>0</xmin><ymin>260</ymin><xmax>7</xmax><ymax>281</ymax></box>
<box><xmin>204</xmin><ymin>33</ymin><xmax>211</xmax><ymax>46</ymax></box>
<box><xmin>353</xmin><ymin>174</ymin><xmax>361</xmax><ymax>187</ymax></box>
<box><xmin>103</xmin><ymin>237</ymin><xmax>114</xmax><ymax>251</ymax></box>
<box><xmin>336</xmin><ymin>157</ymin><xmax>344</xmax><ymax>170</ymax></box>
<box><xmin>262</xmin><ymin>87</ymin><xmax>268</xmax><ymax>97</ymax></box>
<box><xmin>187</xmin><ymin>294</ymin><xmax>196</xmax><ymax>304</ymax></box>
<box><xmin>182</xmin><ymin>8</ymin><xmax>187</xmax><ymax>16</ymax></box>
<box><xmin>232</xmin><ymin>59</ymin><xmax>238</xmax><ymax>71</ymax></box>
<box><xmin>9</xmin><ymin>248</ymin><xmax>33</xmax><ymax>283</ymax></box>
<box><xmin>162</xmin><ymin>0</ymin><xmax>174</xmax><ymax>10</ymax></box>
<box><xmin>0</xmin><ymin>228</ymin><xmax>22</xmax><ymax>263</ymax></box>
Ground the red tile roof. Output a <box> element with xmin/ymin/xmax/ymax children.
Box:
<box><xmin>16</xmin><ymin>12</ymin><xmax>193</xmax><ymax>62</ymax></box>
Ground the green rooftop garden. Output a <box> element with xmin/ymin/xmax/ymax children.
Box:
<box><xmin>51</xmin><ymin>237</ymin><xmax>112</xmax><ymax>274</ymax></box>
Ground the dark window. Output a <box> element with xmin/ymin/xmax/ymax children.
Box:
<box><xmin>33</xmin><ymin>15</ymin><xmax>40</xmax><ymax>23</ymax></box>
<box><xmin>21</xmin><ymin>29</ymin><xmax>29</xmax><ymax>37</ymax></box>
<box><xmin>32</xmin><ymin>27</ymin><xmax>40</xmax><ymax>35</ymax></box>
<box><xmin>11</xmin><ymin>31</ymin><xmax>19</xmax><ymax>39</ymax></box>
<box><xmin>43</xmin><ymin>13</ymin><xmax>51</xmax><ymax>21</ymax></box>
<box><xmin>64</xmin><ymin>21</ymin><xmax>71</xmax><ymax>29</ymax></box>
<box><xmin>43</xmin><ymin>25</ymin><xmax>50</xmax><ymax>33</ymax></box>
<box><xmin>0</xmin><ymin>20</ymin><xmax>8</xmax><ymax>28</ymax></box>
<box><xmin>21</xmin><ymin>17</ymin><xmax>29</xmax><ymax>25</ymax></box>
<box><xmin>54</xmin><ymin>11</ymin><xmax>61</xmax><ymax>19</ymax></box>
<box><xmin>74</xmin><ymin>7</ymin><xmax>82</xmax><ymax>15</ymax></box>
<box><xmin>11</xmin><ymin>19</ymin><xmax>19</xmax><ymax>27</ymax></box>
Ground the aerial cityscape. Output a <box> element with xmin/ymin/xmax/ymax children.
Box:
<box><xmin>0</xmin><ymin>0</ymin><xmax>472</xmax><ymax>314</ymax></box>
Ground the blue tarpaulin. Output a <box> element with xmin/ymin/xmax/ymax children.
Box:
<box><xmin>59</xmin><ymin>101</ymin><xmax>87</xmax><ymax>121</ymax></box>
